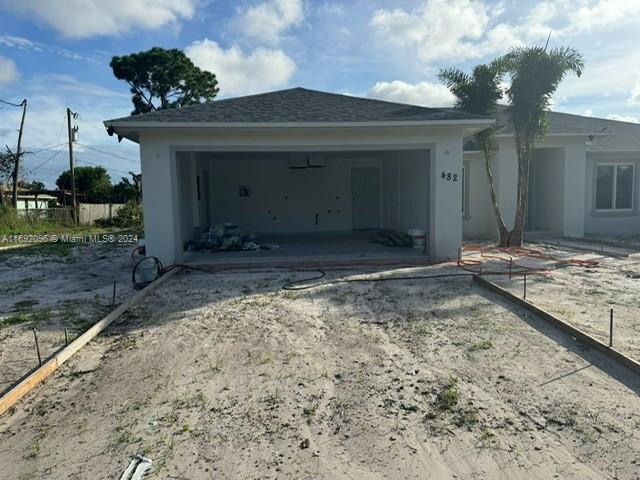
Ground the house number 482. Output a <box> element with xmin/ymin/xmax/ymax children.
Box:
<box><xmin>441</xmin><ymin>171</ymin><xmax>459</xmax><ymax>182</ymax></box>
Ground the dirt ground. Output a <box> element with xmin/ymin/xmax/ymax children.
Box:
<box><xmin>466</xmin><ymin>244</ymin><xmax>640</xmax><ymax>362</ymax></box>
<box><xmin>0</xmin><ymin>243</ymin><xmax>135</xmax><ymax>388</ymax></box>
<box><xmin>493</xmin><ymin>255</ymin><xmax>640</xmax><ymax>361</ymax></box>
<box><xmin>1</xmin><ymin>246</ymin><xmax>640</xmax><ymax>479</ymax></box>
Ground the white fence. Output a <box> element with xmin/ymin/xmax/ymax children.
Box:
<box><xmin>78</xmin><ymin>203</ymin><xmax>125</xmax><ymax>225</ymax></box>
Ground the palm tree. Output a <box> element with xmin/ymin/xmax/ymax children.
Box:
<box><xmin>503</xmin><ymin>46</ymin><xmax>584</xmax><ymax>245</ymax></box>
<box><xmin>438</xmin><ymin>60</ymin><xmax>511</xmax><ymax>246</ymax></box>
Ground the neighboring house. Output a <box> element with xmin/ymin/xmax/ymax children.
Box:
<box><xmin>104</xmin><ymin>88</ymin><xmax>639</xmax><ymax>265</ymax></box>
<box><xmin>16</xmin><ymin>193</ymin><xmax>57</xmax><ymax>211</ymax></box>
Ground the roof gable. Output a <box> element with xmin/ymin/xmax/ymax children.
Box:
<box><xmin>105</xmin><ymin>87</ymin><xmax>488</xmax><ymax>125</ymax></box>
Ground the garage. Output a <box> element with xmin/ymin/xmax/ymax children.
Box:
<box><xmin>104</xmin><ymin>87</ymin><xmax>492</xmax><ymax>265</ymax></box>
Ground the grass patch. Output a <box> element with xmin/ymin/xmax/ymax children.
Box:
<box><xmin>479</xmin><ymin>426</ymin><xmax>495</xmax><ymax>448</ymax></box>
<box><xmin>468</xmin><ymin>340</ymin><xmax>493</xmax><ymax>352</ymax></box>
<box><xmin>435</xmin><ymin>377</ymin><xmax>459</xmax><ymax>411</ymax></box>
<box><xmin>173</xmin><ymin>391</ymin><xmax>208</xmax><ymax>410</ymax></box>
<box><xmin>0</xmin><ymin>205</ymin><xmax>140</xmax><ymax>258</ymax></box>
<box><xmin>0</xmin><ymin>205</ymin><xmax>73</xmax><ymax>236</ymax></box>
<box><xmin>302</xmin><ymin>406</ymin><xmax>317</xmax><ymax>417</ymax></box>
<box><xmin>454</xmin><ymin>405</ymin><xmax>480</xmax><ymax>428</ymax></box>
<box><xmin>1</xmin><ymin>307</ymin><xmax>50</xmax><ymax>328</ymax></box>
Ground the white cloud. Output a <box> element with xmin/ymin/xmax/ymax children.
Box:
<box><xmin>606</xmin><ymin>114</ymin><xmax>639</xmax><ymax>123</ymax></box>
<box><xmin>522</xmin><ymin>0</ymin><xmax>640</xmax><ymax>37</ymax></box>
<box><xmin>369</xmin><ymin>0</ymin><xmax>524</xmax><ymax>63</ymax></box>
<box><xmin>0</xmin><ymin>56</ymin><xmax>18</xmax><ymax>86</ymax></box>
<box><xmin>0</xmin><ymin>35</ymin><xmax>91</xmax><ymax>61</ymax></box>
<box><xmin>185</xmin><ymin>39</ymin><xmax>296</xmax><ymax>97</ymax></box>
<box><xmin>367</xmin><ymin>80</ymin><xmax>455</xmax><ymax>107</ymax></box>
<box><xmin>0</xmin><ymin>35</ymin><xmax>42</xmax><ymax>51</ymax></box>
<box><xmin>0</xmin><ymin>0</ymin><xmax>195</xmax><ymax>38</ymax></box>
<box><xmin>556</xmin><ymin>48</ymin><xmax>640</xmax><ymax>100</ymax></box>
<box><xmin>234</xmin><ymin>0</ymin><xmax>304</xmax><ymax>45</ymax></box>
<box><xmin>566</xmin><ymin>0</ymin><xmax>640</xmax><ymax>34</ymax></box>
<box><xmin>628</xmin><ymin>81</ymin><xmax>640</xmax><ymax>105</ymax></box>
<box><xmin>316</xmin><ymin>2</ymin><xmax>344</xmax><ymax>16</ymax></box>
<box><xmin>369</xmin><ymin>0</ymin><xmax>640</xmax><ymax>66</ymax></box>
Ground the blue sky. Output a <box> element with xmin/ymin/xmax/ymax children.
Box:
<box><xmin>1</xmin><ymin>0</ymin><xmax>639</xmax><ymax>187</ymax></box>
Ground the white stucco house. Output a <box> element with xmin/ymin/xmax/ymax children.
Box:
<box><xmin>464</xmin><ymin>105</ymin><xmax>640</xmax><ymax>241</ymax></box>
<box><xmin>104</xmin><ymin>88</ymin><xmax>640</xmax><ymax>265</ymax></box>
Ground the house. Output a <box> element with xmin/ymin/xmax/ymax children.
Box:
<box><xmin>15</xmin><ymin>192</ymin><xmax>58</xmax><ymax>211</ymax></box>
<box><xmin>463</xmin><ymin>106</ymin><xmax>640</xmax><ymax>240</ymax></box>
<box><xmin>104</xmin><ymin>88</ymin><xmax>639</xmax><ymax>265</ymax></box>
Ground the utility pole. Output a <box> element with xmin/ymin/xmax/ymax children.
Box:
<box><xmin>67</xmin><ymin>107</ymin><xmax>77</xmax><ymax>223</ymax></box>
<box><xmin>4</xmin><ymin>98</ymin><xmax>27</xmax><ymax>208</ymax></box>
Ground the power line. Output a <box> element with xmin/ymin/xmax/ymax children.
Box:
<box><xmin>76</xmin><ymin>142</ymin><xmax>139</xmax><ymax>164</ymax></box>
<box><xmin>26</xmin><ymin>142</ymin><xmax>68</xmax><ymax>155</ymax></box>
<box><xmin>41</xmin><ymin>165</ymin><xmax>68</xmax><ymax>182</ymax></box>
<box><xmin>27</xmin><ymin>146</ymin><xmax>67</xmax><ymax>174</ymax></box>
<box><xmin>0</xmin><ymin>98</ymin><xmax>25</xmax><ymax>108</ymax></box>
<box><xmin>75</xmin><ymin>157</ymin><xmax>132</xmax><ymax>175</ymax></box>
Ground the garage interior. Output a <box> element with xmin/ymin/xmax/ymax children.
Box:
<box><xmin>176</xmin><ymin>149</ymin><xmax>433</xmax><ymax>266</ymax></box>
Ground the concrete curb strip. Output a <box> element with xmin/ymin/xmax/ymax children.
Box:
<box><xmin>473</xmin><ymin>274</ymin><xmax>640</xmax><ymax>376</ymax></box>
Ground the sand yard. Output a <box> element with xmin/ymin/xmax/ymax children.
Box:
<box><xmin>1</xmin><ymin>241</ymin><xmax>640</xmax><ymax>479</ymax></box>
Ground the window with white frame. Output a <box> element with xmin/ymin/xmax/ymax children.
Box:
<box><xmin>595</xmin><ymin>163</ymin><xmax>635</xmax><ymax>211</ymax></box>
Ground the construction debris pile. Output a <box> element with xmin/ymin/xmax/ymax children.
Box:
<box><xmin>370</xmin><ymin>229</ymin><xmax>413</xmax><ymax>248</ymax></box>
<box><xmin>185</xmin><ymin>223</ymin><xmax>266</xmax><ymax>252</ymax></box>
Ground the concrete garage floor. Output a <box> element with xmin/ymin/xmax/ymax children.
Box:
<box><xmin>183</xmin><ymin>231</ymin><xmax>430</xmax><ymax>268</ymax></box>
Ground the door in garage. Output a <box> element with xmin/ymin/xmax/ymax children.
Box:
<box><xmin>351</xmin><ymin>167</ymin><xmax>380</xmax><ymax>230</ymax></box>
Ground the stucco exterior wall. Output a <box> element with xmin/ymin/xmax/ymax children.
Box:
<box><xmin>396</xmin><ymin>150</ymin><xmax>429</xmax><ymax>234</ymax></box>
<box><xmin>429</xmin><ymin>134</ymin><xmax>463</xmax><ymax>259</ymax></box>
<box><xmin>528</xmin><ymin>148</ymin><xmax>564</xmax><ymax>233</ymax></box>
<box><xmin>462</xmin><ymin>153</ymin><xmax>497</xmax><ymax>239</ymax></box>
<box><xmin>585</xmin><ymin>152</ymin><xmax>640</xmax><ymax>235</ymax></box>
<box><xmin>494</xmin><ymin>137</ymin><xmax>519</xmax><ymax>231</ymax></box>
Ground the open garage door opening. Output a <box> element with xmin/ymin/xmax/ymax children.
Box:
<box><xmin>176</xmin><ymin>149</ymin><xmax>432</xmax><ymax>267</ymax></box>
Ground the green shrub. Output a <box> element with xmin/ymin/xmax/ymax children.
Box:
<box><xmin>96</xmin><ymin>201</ymin><xmax>143</xmax><ymax>230</ymax></box>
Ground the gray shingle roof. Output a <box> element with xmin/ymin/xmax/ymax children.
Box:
<box><xmin>464</xmin><ymin>105</ymin><xmax>640</xmax><ymax>152</ymax></box>
<box><xmin>105</xmin><ymin>87</ymin><xmax>489</xmax><ymax>124</ymax></box>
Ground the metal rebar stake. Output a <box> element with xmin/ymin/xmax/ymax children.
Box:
<box><xmin>609</xmin><ymin>308</ymin><xmax>614</xmax><ymax>347</ymax></box>
<box><xmin>33</xmin><ymin>328</ymin><xmax>41</xmax><ymax>367</ymax></box>
<box><xmin>111</xmin><ymin>281</ymin><xmax>117</xmax><ymax>307</ymax></box>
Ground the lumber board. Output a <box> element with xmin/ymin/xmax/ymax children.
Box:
<box><xmin>0</xmin><ymin>359</ymin><xmax>58</xmax><ymax>417</ymax></box>
<box><xmin>0</xmin><ymin>267</ymin><xmax>180</xmax><ymax>417</ymax></box>
<box><xmin>473</xmin><ymin>274</ymin><xmax>640</xmax><ymax>376</ymax></box>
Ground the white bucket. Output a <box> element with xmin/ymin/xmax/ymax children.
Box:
<box><xmin>407</xmin><ymin>228</ymin><xmax>426</xmax><ymax>250</ymax></box>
